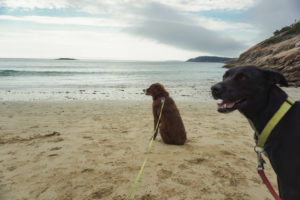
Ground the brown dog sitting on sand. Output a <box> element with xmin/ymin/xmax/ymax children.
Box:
<box><xmin>143</xmin><ymin>83</ymin><xmax>187</xmax><ymax>145</ymax></box>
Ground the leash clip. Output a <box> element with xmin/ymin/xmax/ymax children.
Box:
<box><xmin>254</xmin><ymin>146</ymin><xmax>265</xmax><ymax>171</ymax></box>
<box><xmin>257</xmin><ymin>154</ymin><xmax>265</xmax><ymax>171</ymax></box>
<box><xmin>160</xmin><ymin>97</ymin><xmax>165</xmax><ymax>103</ymax></box>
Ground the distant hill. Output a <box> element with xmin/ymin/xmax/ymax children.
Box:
<box><xmin>56</xmin><ymin>58</ymin><xmax>76</xmax><ymax>60</ymax></box>
<box><xmin>186</xmin><ymin>56</ymin><xmax>234</xmax><ymax>63</ymax></box>
<box><xmin>224</xmin><ymin>21</ymin><xmax>300</xmax><ymax>86</ymax></box>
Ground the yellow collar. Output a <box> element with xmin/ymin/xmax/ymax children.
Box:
<box><xmin>257</xmin><ymin>97</ymin><xmax>295</xmax><ymax>148</ymax></box>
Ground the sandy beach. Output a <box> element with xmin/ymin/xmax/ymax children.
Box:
<box><xmin>0</xmin><ymin>86</ymin><xmax>299</xmax><ymax>200</ymax></box>
<box><xmin>1</xmin><ymin>0</ymin><xmax>300</xmax><ymax>199</ymax></box>
<box><xmin>3</xmin><ymin>93</ymin><xmax>300</xmax><ymax>200</ymax></box>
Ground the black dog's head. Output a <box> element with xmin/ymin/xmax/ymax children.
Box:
<box><xmin>143</xmin><ymin>83</ymin><xmax>169</xmax><ymax>99</ymax></box>
<box><xmin>211</xmin><ymin>66</ymin><xmax>288</xmax><ymax>114</ymax></box>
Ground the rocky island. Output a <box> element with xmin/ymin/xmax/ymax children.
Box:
<box><xmin>225</xmin><ymin>21</ymin><xmax>300</xmax><ymax>86</ymax></box>
<box><xmin>56</xmin><ymin>58</ymin><xmax>76</xmax><ymax>60</ymax></box>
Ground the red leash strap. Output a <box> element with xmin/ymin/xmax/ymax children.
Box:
<box><xmin>258</xmin><ymin>169</ymin><xmax>281</xmax><ymax>200</ymax></box>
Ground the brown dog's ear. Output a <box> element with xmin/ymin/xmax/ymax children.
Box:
<box><xmin>263</xmin><ymin>69</ymin><xmax>288</xmax><ymax>87</ymax></box>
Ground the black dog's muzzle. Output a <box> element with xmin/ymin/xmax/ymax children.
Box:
<box><xmin>211</xmin><ymin>83</ymin><xmax>223</xmax><ymax>99</ymax></box>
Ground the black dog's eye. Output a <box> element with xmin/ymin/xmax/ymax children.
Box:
<box><xmin>223</xmin><ymin>72</ymin><xmax>229</xmax><ymax>80</ymax></box>
<box><xmin>236</xmin><ymin>74</ymin><xmax>247</xmax><ymax>81</ymax></box>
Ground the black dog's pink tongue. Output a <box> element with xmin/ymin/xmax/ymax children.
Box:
<box><xmin>217</xmin><ymin>102</ymin><xmax>235</xmax><ymax>108</ymax></box>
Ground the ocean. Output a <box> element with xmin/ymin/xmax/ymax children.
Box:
<box><xmin>0</xmin><ymin>58</ymin><xmax>226</xmax><ymax>101</ymax></box>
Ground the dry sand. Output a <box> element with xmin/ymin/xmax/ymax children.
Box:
<box><xmin>0</xmin><ymin>94</ymin><xmax>298</xmax><ymax>199</ymax></box>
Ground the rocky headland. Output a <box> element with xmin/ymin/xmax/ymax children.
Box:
<box><xmin>225</xmin><ymin>22</ymin><xmax>300</xmax><ymax>86</ymax></box>
<box><xmin>187</xmin><ymin>56</ymin><xmax>234</xmax><ymax>63</ymax></box>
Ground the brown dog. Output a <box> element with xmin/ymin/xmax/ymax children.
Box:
<box><xmin>144</xmin><ymin>83</ymin><xmax>187</xmax><ymax>145</ymax></box>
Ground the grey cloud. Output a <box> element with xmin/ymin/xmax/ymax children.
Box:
<box><xmin>126</xmin><ymin>2</ymin><xmax>190</xmax><ymax>24</ymax></box>
<box><xmin>123</xmin><ymin>3</ymin><xmax>247</xmax><ymax>56</ymax></box>
<box><xmin>247</xmin><ymin>0</ymin><xmax>300</xmax><ymax>36</ymax></box>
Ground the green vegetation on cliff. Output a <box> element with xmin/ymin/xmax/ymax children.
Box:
<box><xmin>262</xmin><ymin>21</ymin><xmax>300</xmax><ymax>46</ymax></box>
<box><xmin>274</xmin><ymin>21</ymin><xmax>300</xmax><ymax>36</ymax></box>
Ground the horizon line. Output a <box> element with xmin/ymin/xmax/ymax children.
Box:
<box><xmin>0</xmin><ymin>57</ymin><xmax>188</xmax><ymax>62</ymax></box>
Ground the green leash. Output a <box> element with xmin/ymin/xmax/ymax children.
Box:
<box><xmin>128</xmin><ymin>98</ymin><xmax>165</xmax><ymax>200</ymax></box>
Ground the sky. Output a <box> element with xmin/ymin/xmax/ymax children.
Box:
<box><xmin>0</xmin><ymin>0</ymin><xmax>299</xmax><ymax>61</ymax></box>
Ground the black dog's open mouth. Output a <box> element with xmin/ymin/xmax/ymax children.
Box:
<box><xmin>217</xmin><ymin>99</ymin><xmax>246</xmax><ymax>113</ymax></box>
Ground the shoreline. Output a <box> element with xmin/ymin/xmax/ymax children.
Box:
<box><xmin>0</xmin><ymin>86</ymin><xmax>299</xmax><ymax>102</ymax></box>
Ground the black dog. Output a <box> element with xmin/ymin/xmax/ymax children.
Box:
<box><xmin>211</xmin><ymin>66</ymin><xmax>300</xmax><ymax>200</ymax></box>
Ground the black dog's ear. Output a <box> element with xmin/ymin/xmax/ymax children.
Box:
<box><xmin>263</xmin><ymin>69</ymin><xmax>288</xmax><ymax>87</ymax></box>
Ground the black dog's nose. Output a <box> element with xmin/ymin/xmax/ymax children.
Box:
<box><xmin>211</xmin><ymin>83</ymin><xmax>223</xmax><ymax>98</ymax></box>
